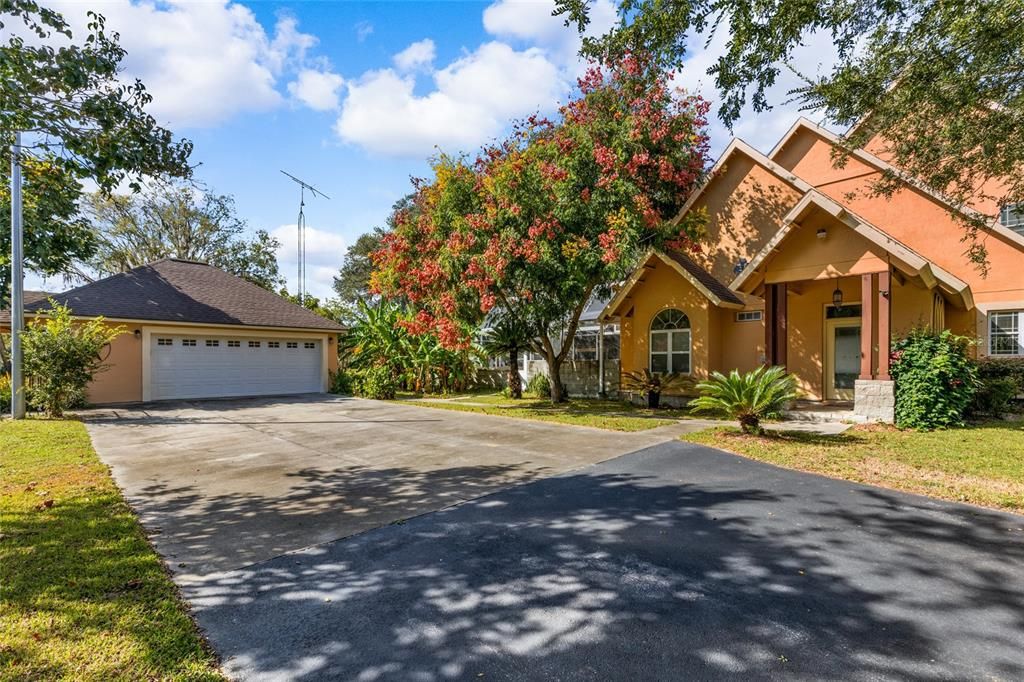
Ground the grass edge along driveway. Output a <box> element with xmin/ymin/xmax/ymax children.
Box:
<box><xmin>683</xmin><ymin>421</ymin><xmax>1024</xmax><ymax>514</ymax></box>
<box><xmin>0</xmin><ymin>418</ymin><xmax>224</xmax><ymax>681</ymax></box>
<box><xmin>400</xmin><ymin>392</ymin><xmax>693</xmax><ymax>431</ymax></box>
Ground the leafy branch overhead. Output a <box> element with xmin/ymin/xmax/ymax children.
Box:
<box><xmin>1</xmin><ymin>0</ymin><xmax>193</xmax><ymax>297</ymax></box>
<box><xmin>556</xmin><ymin>0</ymin><xmax>1024</xmax><ymax>267</ymax></box>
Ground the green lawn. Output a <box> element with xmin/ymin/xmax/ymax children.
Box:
<box><xmin>401</xmin><ymin>392</ymin><xmax>693</xmax><ymax>431</ymax></box>
<box><xmin>683</xmin><ymin>421</ymin><xmax>1024</xmax><ymax>512</ymax></box>
<box><xmin>0</xmin><ymin>419</ymin><xmax>223</xmax><ymax>681</ymax></box>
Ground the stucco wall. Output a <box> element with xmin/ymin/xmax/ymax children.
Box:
<box><xmin>618</xmin><ymin>260</ymin><xmax>712</xmax><ymax>387</ymax></box>
<box><xmin>773</xmin><ymin>128</ymin><xmax>1024</xmax><ymax>305</ymax></box>
<box><xmin>89</xmin><ymin>323</ymin><xmax>142</xmax><ymax>404</ymax></box>
<box><xmin>692</xmin><ymin>153</ymin><xmax>805</xmax><ymax>283</ymax></box>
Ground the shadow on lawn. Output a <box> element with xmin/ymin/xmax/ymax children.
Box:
<box><xmin>154</xmin><ymin>444</ymin><xmax>1024</xmax><ymax>681</ymax></box>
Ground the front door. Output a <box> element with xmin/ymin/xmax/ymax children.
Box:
<box><xmin>825</xmin><ymin>318</ymin><xmax>861</xmax><ymax>400</ymax></box>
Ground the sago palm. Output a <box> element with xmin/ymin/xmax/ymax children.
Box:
<box><xmin>689</xmin><ymin>366</ymin><xmax>798</xmax><ymax>434</ymax></box>
<box><xmin>481</xmin><ymin>314</ymin><xmax>532</xmax><ymax>399</ymax></box>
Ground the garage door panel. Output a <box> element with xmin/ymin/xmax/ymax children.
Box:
<box><xmin>150</xmin><ymin>334</ymin><xmax>322</xmax><ymax>401</ymax></box>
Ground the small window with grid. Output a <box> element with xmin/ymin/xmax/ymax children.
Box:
<box><xmin>736</xmin><ymin>311</ymin><xmax>762</xmax><ymax>322</ymax></box>
<box><xmin>227</xmin><ymin>340</ymin><xmax>240</xmax><ymax>348</ymax></box>
<box><xmin>248</xmin><ymin>341</ymin><xmax>261</xmax><ymax>348</ymax></box>
<box><xmin>268</xmin><ymin>341</ymin><xmax>280</xmax><ymax>348</ymax></box>
<box><xmin>157</xmin><ymin>338</ymin><xmax>173</xmax><ymax>346</ymax></box>
<box><xmin>205</xmin><ymin>339</ymin><xmax>219</xmax><ymax>347</ymax></box>
<box><xmin>181</xmin><ymin>339</ymin><xmax>197</xmax><ymax>347</ymax></box>
<box><xmin>304</xmin><ymin>342</ymin><xmax>316</xmax><ymax>349</ymax></box>
<box><xmin>287</xmin><ymin>341</ymin><xmax>298</xmax><ymax>349</ymax></box>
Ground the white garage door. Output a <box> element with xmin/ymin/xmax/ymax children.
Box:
<box><xmin>150</xmin><ymin>334</ymin><xmax>323</xmax><ymax>401</ymax></box>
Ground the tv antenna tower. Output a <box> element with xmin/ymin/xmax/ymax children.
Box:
<box><xmin>281</xmin><ymin>170</ymin><xmax>330</xmax><ymax>304</ymax></box>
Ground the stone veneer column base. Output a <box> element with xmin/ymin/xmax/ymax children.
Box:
<box><xmin>854</xmin><ymin>379</ymin><xmax>895</xmax><ymax>423</ymax></box>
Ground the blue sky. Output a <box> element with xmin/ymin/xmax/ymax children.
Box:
<box><xmin>31</xmin><ymin>0</ymin><xmax>835</xmax><ymax>298</ymax></box>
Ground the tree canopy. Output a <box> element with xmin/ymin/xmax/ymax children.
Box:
<box><xmin>556</xmin><ymin>0</ymin><xmax>1024</xmax><ymax>265</ymax></box>
<box><xmin>371</xmin><ymin>58</ymin><xmax>711</xmax><ymax>401</ymax></box>
<box><xmin>1</xmin><ymin>0</ymin><xmax>192</xmax><ymax>302</ymax></box>
<box><xmin>86</xmin><ymin>180</ymin><xmax>284</xmax><ymax>291</ymax></box>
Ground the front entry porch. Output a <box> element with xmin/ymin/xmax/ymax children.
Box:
<box><xmin>763</xmin><ymin>272</ymin><xmax>898</xmax><ymax>422</ymax></box>
<box><xmin>733</xmin><ymin>190</ymin><xmax>977</xmax><ymax>424</ymax></box>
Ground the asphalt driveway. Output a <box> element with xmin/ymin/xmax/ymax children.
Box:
<box><xmin>84</xmin><ymin>395</ymin><xmax>673</xmax><ymax>578</ymax></box>
<box><xmin>183</xmin><ymin>441</ymin><xmax>1024</xmax><ymax>681</ymax></box>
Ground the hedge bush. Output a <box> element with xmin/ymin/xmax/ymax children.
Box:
<box><xmin>0</xmin><ymin>373</ymin><xmax>11</xmax><ymax>413</ymax></box>
<box><xmin>890</xmin><ymin>328</ymin><xmax>978</xmax><ymax>430</ymax></box>
<box><xmin>977</xmin><ymin>357</ymin><xmax>1024</xmax><ymax>394</ymax></box>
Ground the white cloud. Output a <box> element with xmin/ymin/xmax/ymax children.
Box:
<box><xmin>272</xmin><ymin>224</ymin><xmax>347</xmax><ymax>300</ymax></box>
<box><xmin>483</xmin><ymin>0</ymin><xmax>617</xmax><ymax>65</ymax></box>
<box><xmin>336</xmin><ymin>42</ymin><xmax>565</xmax><ymax>157</ymax></box>
<box><xmin>393</xmin><ymin>39</ymin><xmax>436</xmax><ymax>72</ymax></box>
<box><xmin>355</xmin><ymin>21</ymin><xmax>374</xmax><ymax>42</ymax></box>
<box><xmin>288</xmin><ymin>69</ymin><xmax>346</xmax><ymax>111</ymax></box>
<box><xmin>51</xmin><ymin>0</ymin><xmax>318</xmax><ymax>129</ymax></box>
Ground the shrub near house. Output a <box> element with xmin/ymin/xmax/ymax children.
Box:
<box><xmin>889</xmin><ymin>328</ymin><xmax>978</xmax><ymax>430</ymax></box>
<box><xmin>20</xmin><ymin>302</ymin><xmax>124</xmax><ymax>417</ymax></box>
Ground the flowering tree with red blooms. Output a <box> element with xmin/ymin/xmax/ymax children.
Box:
<box><xmin>371</xmin><ymin>56</ymin><xmax>712</xmax><ymax>402</ymax></box>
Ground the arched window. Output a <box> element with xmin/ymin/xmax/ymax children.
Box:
<box><xmin>650</xmin><ymin>309</ymin><xmax>691</xmax><ymax>374</ymax></box>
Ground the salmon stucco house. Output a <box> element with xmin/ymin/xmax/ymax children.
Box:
<box><xmin>601</xmin><ymin>117</ymin><xmax>1024</xmax><ymax>422</ymax></box>
<box><xmin>1</xmin><ymin>259</ymin><xmax>343</xmax><ymax>404</ymax></box>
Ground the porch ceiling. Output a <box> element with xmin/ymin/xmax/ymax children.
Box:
<box><xmin>730</xmin><ymin>190</ymin><xmax>974</xmax><ymax>310</ymax></box>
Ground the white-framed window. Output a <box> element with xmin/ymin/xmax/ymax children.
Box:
<box><xmin>181</xmin><ymin>339</ymin><xmax>197</xmax><ymax>347</ymax></box>
<box><xmin>304</xmin><ymin>342</ymin><xmax>316</xmax><ymax>349</ymax></box>
<box><xmin>157</xmin><ymin>338</ymin><xmax>172</xmax><ymax>346</ymax></box>
<box><xmin>248</xmin><ymin>341</ymin><xmax>261</xmax><ymax>348</ymax></box>
<box><xmin>736</xmin><ymin>311</ymin><xmax>763</xmax><ymax>322</ymax></box>
<box><xmin>989</xmin><ymin>310</ymin><xmax>1024</xmax><ymax>356</ymax></box>
<box><xmin>268</xmin><ymin>341</ymin><xmax>280</xmax><ymax>348</ymax></box>
<box><xmin>287</xmin><ymin>341</ymin><xmax>298</xmax><ymax>349</ymax></box>
<box><xmin>205</xmin><ymin>339</ymin><xmax>219</xmax><ymax>347</ymax></box>
<box><xmin>227</xmin><ymin>340</ymin><xmax>241</xmax><ymax>348</ymax></box>
<box><xmin>999</xmin><ymin>203</ymin><xmax>1024</xmax><ymax>235</ymax></box>
<box><xmin>650</xmin><ymin>309</ymin><xmax>691</xmax><ymax>374</ymax></box>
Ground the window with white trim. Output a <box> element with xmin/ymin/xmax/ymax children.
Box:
<box><xmin>205</xmin><ymin>339</ymin><xmax>219</xmax><ymax>347</ymax></box>
<box><xmin>736</xmin><ymin>311</ymin><xmax>762</xmax><ymax>322</ymax></box>
<box><xmin>248</xmin><ymin>341</ymin><xmax>260</xmax><ymax>348</ymax></box>
<box><xmin>157</xmin><ymin>338</ymin><xmax>172</xmax><ymax>346</ymax></box>
<box><xmin>268</xmin><ymin>341</ymin><xmax>280</xmax><ymax>348</ymax></box>
<box><xmin>227</xmin><ymin>340</ymin><xmax>240</xmax><ymax>348</ymax></box>
<box><xmin>304</xmin><ymin>342</ymin><xmax>316</xmax><ymax>349</ymax></box>
<box><xmin>999</xmin><ymin>203</ymin><xmax>1024</xmax><ymax>235</ymax></box>
<box><xmin>181</xmin><ymin>339</ymin><xmax>197</xmax><ymax>347</ymax></box>
<box><xmin>287</xmin><ymin>341</ymin><xmax>298</xmax><ymax>349</ymax></box>
<box><xmin>989</xmin><ymin>311</ymin><xmax>1024</xmax><ymax>356</ymax></box>
<box><xmin>650</xmin><ymin>309</ymin><xmax>691</xmax><ymax>374</ymax></box>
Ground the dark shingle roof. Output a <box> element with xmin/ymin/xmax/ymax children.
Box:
<box><xmin>0</xmin><ymin>290</ymin><xmax>53</xmax><ymax>326</ymax></box>
<box><xmin>663</xmin><ymin>250</ymin><xmax>743</xmax><ymax>306</ymax></box>
<box><xmin>20</xmin><ymin>260</ymin><xmax>344</xmax><ymax>332</ymax></box>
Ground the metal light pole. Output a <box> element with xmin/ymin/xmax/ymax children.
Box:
<box><xmin>10</xmin><ymin>132</ymin><xmax>26</xmax><ymax>419</ymax></box>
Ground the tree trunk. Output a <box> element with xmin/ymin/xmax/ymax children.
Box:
<box><xmin>507</xmin><ymin>348</ymin><xmax>522</xmax><ymax>399</ymax></box>
<box><xmin>545</xmin><ymin>350</ymin><xmax>566</xmax><ymax>403</ymax></box>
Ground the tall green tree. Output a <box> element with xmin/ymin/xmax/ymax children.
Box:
<box><xmin>1</xmin><ymin>0</ymin><xmax>192</xmax><ymax>302</ymax></box>
<box><xmin>333</xmin><ymin>227</ymin><xmax>388</xmax><ymax>306</ymax></box>
<box><xmin>556</xmin><ymin>0</ymin><xmax>1024</xmax><ymax>266</ymax></box>
<box><xmin>86</xmin><ymin>181</ymin><xmax>284</xmax><ymax>291</ymax></box>
<box><xmin>372</xmin><ymin>58</ymin><xmax>711</xmax><ymax>402</ymax></box>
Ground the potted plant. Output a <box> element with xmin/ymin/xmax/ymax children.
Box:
<box><xmin>620</xmin><ymin>369</ymin><xmax>692</xmax><ymax>408</ymax></box>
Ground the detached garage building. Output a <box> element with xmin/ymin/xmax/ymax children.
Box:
<box><xmin>2</xmin><ymin>259</ymin><xmax>343</xmax><ymax>404</ymax></box>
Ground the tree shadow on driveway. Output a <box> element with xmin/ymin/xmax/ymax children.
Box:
<box><xmin>176</xmin><ymin>443</ymin><xmax>1024</xmax><ymax>681</ymax></box>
